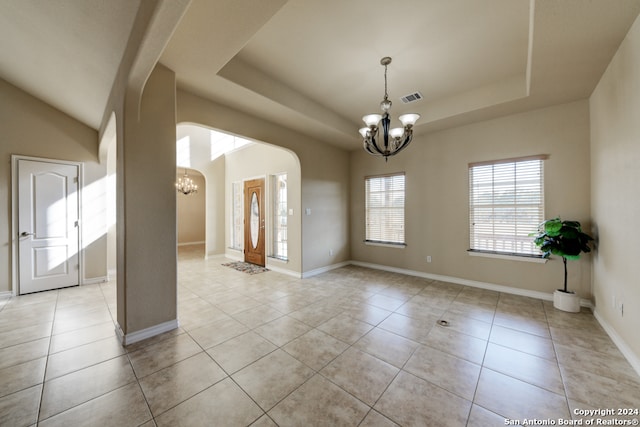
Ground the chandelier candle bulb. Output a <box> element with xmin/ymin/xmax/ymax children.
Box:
<box><xmin>399</xmin><ymin>113</ymin><xmax>420</xmax><ymax>127</ymax></box>
<box><xmin>389</xmin><ymin>128</ymin><xmax>404</xmax><ymax>138</ymax></box>
<box><xmin>360</xmin><ymin>56</ymin><xmax>420</xmax><ymax>161</ymax></box>
<box><xmin>363</xmin><ymin>114</ymin><xmax>382</xmax><ymax>127</ymax></box>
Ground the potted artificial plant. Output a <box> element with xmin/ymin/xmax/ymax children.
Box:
<box><xmin>531</xmin><ymin>217</ymin><xmax>594</xmax><ymax>312</ymax></box>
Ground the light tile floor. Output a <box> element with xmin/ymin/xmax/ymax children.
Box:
<box><xmin>1</xmin><ymin>245</ymin><xmax>639</xmax><ymax>426</ymax></box>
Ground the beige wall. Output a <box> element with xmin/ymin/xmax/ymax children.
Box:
<box><xmin>225</xmin><ymin>143</ymin><xmax>301</xmax><ymax>274</ymax></box>
<box><xmin>351</xmin><ymin>100</ymin><xmax>592</xmax><ymax>297</ymax></box>
<box><xmin>202</xmin><ymin>157</ymin><xmax>226</xmax><ymax>257</ymax></box>
<box><xmin>0</xmin><ymin>78</ymin><xmax>107</xmax><ymax>293</ymax></box>
<box><xmin>176</xmin><ymin>170</ymin><xmax>206</xmax><ymax>245</ymax></box>
<box><xmin>590</xmin><ymin>14</ymin><xmax>640</xmax><ymax>362</ymax></box>
<box><xmin>176</xmin><ymin>89</ymin><xmax>350</xmax><ymax>274</ymax></box>
<box><xmin>300</xmin><ymin>144</ymin><xmax>350</xmax><ymax>274</ymax></box>
<box><xmin>105</xmin><ymin>118</ymin><xmax>117</xmax><ymax>279</ymax></box>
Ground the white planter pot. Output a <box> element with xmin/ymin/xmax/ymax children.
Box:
<box><xmin>553</xmin><ymin>290</ymin><xmax>581</xmax><ymax>312</ymax></box>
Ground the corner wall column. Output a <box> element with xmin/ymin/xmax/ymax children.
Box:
<box><xmin>116</xmin><ymin>63</ymin><xmax>178</xmax><ymax>344</ymax></box>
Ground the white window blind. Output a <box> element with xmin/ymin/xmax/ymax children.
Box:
<box><xmin>365</xmin><ymin>173</ymin><xmax>405</xmax><ymax>245</ymax></box>
<box><xmin>469</xmin><ymin>156</ymin><xmax>546</xmax><ymax>256</ymax></box>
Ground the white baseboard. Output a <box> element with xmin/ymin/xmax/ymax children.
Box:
<box><xmin>223</xmin><ymin>252</ymin><xmax>244</xmax><ymax>262</ymax></box>
<box><xmin>207</xmin><ymin>253</ymin><xmax>230</xmax><ymax>261</ymax></box>
<box><xmin>205</xmin><ymin>252</ymin><xmax>225</xmax><ymax>260</ymax></box>
<box><xmin>267</xmin><ymin>264</ymin><xmax>302</xmax><ymax>278</ymax></box>
<box><xmin>593</xmin><ymin>309</ymin><xmax>640</xmax><ymax>378</ymax></box>
<box><xmin>302</xmin><ymin>261</ymin><xmax>352</xmax><ymax>278</ymax></box>
<box><xmin>0</xmin><ymin>291</ymin><xmax>13</xmax><ymax>300</ymax></box>
<box><xmin>350</xmin><ymin>260</ymin><xmax>557</xmax><ymax>301</ymax></box>
<box><xmin>115</xmin><ymin>319</ymin><xmax>179</xmax><ymax>346</ymax></box>
<box><xmin>178</xmin><ymin>241</ymin><xmax>205</xmax><ymax>247</ymax></box>
<box><xmin>348</xmin><ymin>261</ymin><xmax>593</xmax><ymax>307</ymax></box>
<box><xmin>82</xmin><ymin>276</ymin><xmax>108</xmax><ymax>285</ymax></box>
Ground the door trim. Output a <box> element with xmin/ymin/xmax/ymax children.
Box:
<box><xmin>11</xmin><ymin>155</ymin><xmax>84</xmax><ymax>295</ymax></box>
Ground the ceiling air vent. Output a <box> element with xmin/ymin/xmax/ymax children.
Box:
<box><xmin>400</xmin><ymin>91</ymin><xmax>423</xmax><ymax>104</ymax></box>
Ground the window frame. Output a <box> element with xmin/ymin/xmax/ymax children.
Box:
<box><xmin>271</xmin><ymin>173</ymin><xmax>288</xmax><ymax>261</ymax></box>
<box><xmin>468</xmin><ymin>155</ymin><xmax>547</xmax><ymax>258</ymax></box>
<box><xmin>230</xmin><ymin>181</ymin><xmax>243</xmax><ymax>251</ymax></box>
<box><xmin>364</xmin><ymin>172</ymin><xmax>406</xmax><ymax>247</ymax></box>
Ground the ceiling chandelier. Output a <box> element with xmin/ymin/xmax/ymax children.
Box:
<box><xmin>175</xmin><ymin>169</ymin><xmax>198</xmax><ymax>195</ymax></box>
<box><xmin>359</xmin><ymin>57</ymin><xmax>420</xmax><ymax>161</ymax></box>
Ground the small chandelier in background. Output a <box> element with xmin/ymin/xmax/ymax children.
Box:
<box><xmin>175</xmin><ymin>169</ymin><xmax>198</xmax><ymax>195</ymax></box>
<box><xmin>359</xmin><ymin>57</ymin><xmax>420</xmax><ymax>161</ymax></box>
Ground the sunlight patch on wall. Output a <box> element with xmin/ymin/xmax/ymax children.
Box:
<box><xmin>82</xmin><ymin>177</ymin><xmax>108</xmax><ymax>250</ymax></box>
<box><xmin>210</xmin><ymin>130</ymin><xmax>251</xmax><ymax>161</ymax></box>
<box><xmin>107</xmin><ymin>172</ymin><xmax>116</xmax><ymax>229</ymax></box>
<box><xmin>177</xmin><ymin>136</ymin><xmax>191</xmax><ymax>167</ymax></box>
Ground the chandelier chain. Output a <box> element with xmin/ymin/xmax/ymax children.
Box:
<box><xmin>383</xmin><ymin>63</ymin><xmax>388</xmax><ymax>100</ymax></box>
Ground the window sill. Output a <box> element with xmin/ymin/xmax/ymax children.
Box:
<box><xmin>467</xmin><ymin>250</ymin><xmax>547</xmax><ymax>263</ymax></box>
<box><xmin>364</xmin><ymin>241</ymin><xmax>407</xmax><ymax>249</ymax></box>
<box><xmin>268</xmin><ymin>255</ymin><xmax>288</xmax><ymax>263</ymax></box>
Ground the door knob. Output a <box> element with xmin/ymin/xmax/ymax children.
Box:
<box><xmin>20</xmin><ymin>231</ymin><xmax>34</xmax><ymax>237</ymax></box>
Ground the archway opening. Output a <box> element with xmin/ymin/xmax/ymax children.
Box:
<box><xmin>175</xmin><ymin>123</ymin><xmax>302</xmax><ymax>275</ymax></box>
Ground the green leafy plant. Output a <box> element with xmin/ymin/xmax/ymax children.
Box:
<box><xmin>530</xmin><ymin>217</ymin><xmax>594</xmax><ymax>293</ymax></box>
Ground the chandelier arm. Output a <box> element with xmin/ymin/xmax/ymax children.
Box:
<box><xmin>364</xmin><ymin>142</ymin><xmax>379</xmax><ymax>156</ymax></box>
<box><xmin>367</xmin><ymin>134</ymin><xmax>386</xmax><ymax>156</ymax></box>
<box><xmin>365</xmin><ymin>132</ymin><xmax>388</xmax><ymax>157</ymax></box>
<box><xmin>394</xmin><ymin>131</ymin><xmax>414</xmax><ymax>155</ymax></box>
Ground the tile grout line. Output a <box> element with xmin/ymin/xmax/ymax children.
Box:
<box><xmin>181</xmin><ymin>325</ymin><xmax>273</xmax><ymax>425</ymax></box>
<box><xmin>467</xmin><ymin>292</ymin><xmax>501</xmax><ymax>423</ymax></box>
<box><xmin>543</xmin><ymin>300</ymin><xmax>575</xmax><ymax>420</ymax></box>
<box><xmin>126</xmin><ymin>350</ymin><xmax>156</xmax><ymax>425</ymax></box>
<box><xmin>36</xmin><ymin>289</ymin><xmax>59</xmax><ymax>425</ymax></box>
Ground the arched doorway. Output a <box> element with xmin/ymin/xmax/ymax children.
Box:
<box><xmin>176</xmin><ymin>123</ymin><xmax>302</xmax><ymax>276</ymax></box>
<box><xmin>176</xmin><ymin>168</ymin><xmax>206</xmax><ymax>258</ymax></box>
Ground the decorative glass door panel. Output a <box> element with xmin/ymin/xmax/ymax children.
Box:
<box><xmin>250</xmin><ymin>192</ymin><xmax>259</xmax><ymax>248</ymax></box>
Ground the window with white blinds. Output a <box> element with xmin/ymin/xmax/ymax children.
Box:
<box><xmin>365</xmin><ymin>173</ymin><xmax>406</xmax><ymax>245</ymax></box>
<box><xmin>468</xmin><ymin>156</ymin><xmax>546</xmax><ymax>256</ymax></box>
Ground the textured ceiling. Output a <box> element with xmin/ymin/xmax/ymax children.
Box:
<box><xmin>2</xmin><ymin>0</ymin><xmax>640</xmax><ymax>150</ymax></box>
<box><xmin>0</xmin><ymin>0</ymin><xmax>141</xmax><ymax>129</ymax></box>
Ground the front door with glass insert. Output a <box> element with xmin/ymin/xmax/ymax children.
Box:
<box><xmin>244</xmin><ymin>178</ymin><xmax>265</xmax><ymax>266</ymax></box>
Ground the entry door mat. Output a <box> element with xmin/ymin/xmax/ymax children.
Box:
<box><xmin>222</xmin><ymin>261</ymin><xmax>269</xmax><ymax>275</ymax></box>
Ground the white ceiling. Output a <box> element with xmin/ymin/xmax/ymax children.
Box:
<box><xmin>2</xmin><ymin>0</ymin><xmax>640</xmax><ymax>150</ymax></box>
